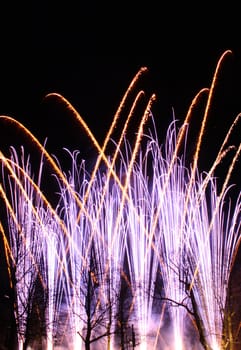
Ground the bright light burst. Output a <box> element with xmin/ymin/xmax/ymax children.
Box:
<box><xmin>0</xmin><ymin>50</ymin><xmax>240</xmax><ymax>350</ymax></box>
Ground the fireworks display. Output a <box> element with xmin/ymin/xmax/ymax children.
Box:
<box><xmin>0</xmin><ymin>50</ymin><xmax>240</xmax><ymax>350</ymax></box>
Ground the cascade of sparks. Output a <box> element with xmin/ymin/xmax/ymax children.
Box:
<box><xmin>0</xmin><ymin>50</ymin><xmax>240</xmax><ymax>350</ymax></box>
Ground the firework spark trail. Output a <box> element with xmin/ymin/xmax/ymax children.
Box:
<box><xmin>52</xmin><ymin>151</ymin><xmax>92</xmax><ymax>350</ymax></box>
<box><xmin>37</xmin><ymin>206</ymin><xmax>66</xmax><ymax>350</ymax></box>
<box><xmin>54</xmin><ymin>90</ymin><xmax>149</xmax><ymax>350</ymax></box>
<box><xmin>124</xmin><ymin>147</ymin><xmax>158</xmax><ymax>349</ymax></box>
<box><xmin>110</xmin><ymin>95</ymin><xmax>156</xmax><ymax>350</ymax></box>
<box><xmin>86</xmin><ymin>91</ymin><xmax>163</xmax><ymax>348</ymax></box>
<box><xmin>43</xmin><ymin>90</ymin><xmax>153</xmax><ymax>279</ymax></box>
<box><xmin>1</xmin><ymin>147</ymin><xmax>45</xmax><ymax>350</ymax></box>
<box><xmin>44</xmin><ymin>67</ymin><xmax>148</xmax><ymax>225</ymax></box>
<box><xmin>0</xmin><ymin>115</ymin><xmax>92</xmax><ymax>224</ymax></box>
<box><xmin>187</xmin><ymin>50</ymin><xmax>236</xmax><ymax>287</ymax></box>
<box><xmin>90</xmin><ymin>169</ymin><xmax>128</xmax><ymax>350</ymax></box>
<box><xmin>188</xmin><ymin>177</ymin><xmax>221</xmax><ymax>349</ymax></box>
<box><xmin>0</xmin><ymin>115</ymin><xmax>103</xmax><ymax>349</ymax></box>
<box><xmin>127</xmin><ymin>85</ymin><xmax>210</xmax><ymax>350</ymax></box>
<box><xmin>3</xmin><ymin>117</ymin><xmax>239</xmax><ymax>349</ymax></box>
<box><xmin>53</xmin><ymin>150</ymin><xmax>126</xmax><ymax>349</ymax></box>
<box><xmin>186</xmin><ymin>175</ymin><xmax>241</xmax><ymax>350</ymax></box>
<box><xmin>200</xmin><ymin>112</ymin><xmax>241</xmax><ymax>195</ymax></box>
<box><xmin>149</xmin><ymin>120</ymin><xmax>192</xmax><ymax>350</ymax></box>
<box><xmin>0</xmin><ymin>147</ymin><xmax>76</xmax><ymax>349</ymax></box>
